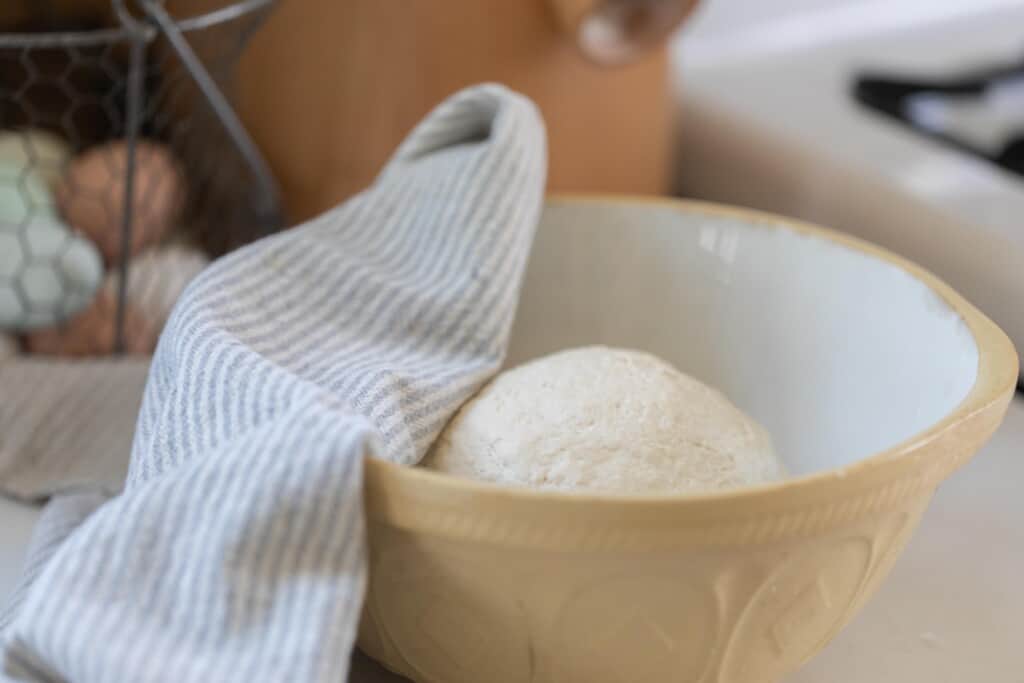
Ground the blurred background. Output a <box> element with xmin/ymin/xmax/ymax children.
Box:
<box><xmin>4</xmin><ymin>0</ymin><xmax>1021</xmax><ymax>352</ymax></box>
<box><xmin>212</xmin><ymin>0</ymin><xmax>1024</xmax><ymax>367</ymax></box>
<box><xmin>0</xmin><ymin>1</ymin><xmax>1021</xmax><ymax>681</ymax></box>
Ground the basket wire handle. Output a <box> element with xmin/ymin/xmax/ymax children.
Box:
<box><xmin>103</xmin><ymin>1</ymin><xmax>149</xmax><ymax>353</ymax></box>
<box><xmin>134</xmin><ymin>0</ymin><xmax>282</xmax><ymax>225</ymax></box>
<box><xmin>110</xmin><ymin>0</ymin><xmax>151</xmax><ymax>35</ymax></box>
<box><xmin>107</xmin><ymin>0</ymin><xmax>282</xmax><ymax>350</ymax></box>
<box><xmin>113</xmin><ymin>34</ymin><xmax>147</xmax><ymax>353</ymax></box>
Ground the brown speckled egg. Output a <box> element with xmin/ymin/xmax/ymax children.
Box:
<box><xmin>24</xmin><ymin>289</ymin><xmax>156</xmax><ymax>357</ymax></box>
<box><xmin>55</xmin><ymin>141</ymin><xmax>185</xmax><ymax>264</ymax></box>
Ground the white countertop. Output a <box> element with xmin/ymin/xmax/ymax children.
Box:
<box><xmin>678</xmin><ymin>1</ymin><xmax>1024</xmax><ymax>242</ymax></box>
<box><xmin>672</xmin><ymin>1</ymin><xmax>1024</xmax><ymax>359</ymax></box>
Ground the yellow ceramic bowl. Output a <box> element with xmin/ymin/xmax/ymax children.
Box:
<box><xmin>358</xmin><ymin>196</ymin><xmax>1018</xmax><ymax>683</ymax></box>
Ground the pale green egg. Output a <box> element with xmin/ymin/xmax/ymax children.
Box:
<box><xmin>0</xmin><ymin>155</ymin><xmax>102</xmax><ymax>330</ymax></box>
<box><xmin>0</xmin><ymin>158</ymin><xmax>57</xmax><ymax>229</ymax></box>
<box><xmin>0</xmin><ymin>130</ymin><xmax>71</xmax><ymax>190</ymax></box>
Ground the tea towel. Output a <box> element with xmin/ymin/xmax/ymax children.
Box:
<box><xmin>0</xmin><ymin>359</ymin><xmax>150</xmax><ymax>499</ymax></box>
<box><xmin>0</xmin><ymin>83</ymin><xmax>546</xmax><ymax>682</ymax></box>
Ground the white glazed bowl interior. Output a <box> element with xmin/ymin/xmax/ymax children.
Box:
<box><xmin>507</xmin><ymin>198</ymin><xmax>980</xmax><ymax>477</ymax></box>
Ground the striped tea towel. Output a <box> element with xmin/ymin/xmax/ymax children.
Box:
<box><xmin>0</xmin><ymin>359</ymin><xmax>151</xmax><ymax>499</ymax></box>
<box><xmin>0</xmin><ymin>83</ymin><xmax>546</xmax><ymax>682</ymax></box>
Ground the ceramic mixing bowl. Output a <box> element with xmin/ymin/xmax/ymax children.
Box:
<box><xmin>358</xmin><ymin>196</ymin><xmax>1018</xmax><ymax>683</ymax></box>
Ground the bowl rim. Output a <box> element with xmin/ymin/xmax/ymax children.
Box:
<box><xmin>363</xmin><ymin>194</ymin><xmax>1018</xmax><ymax>543</ymax></box>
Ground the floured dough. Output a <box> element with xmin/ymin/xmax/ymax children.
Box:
<box><xmin>424</xmin><ymin>346</ymin><xmax>785</xmax><ymax>494</ymax></box>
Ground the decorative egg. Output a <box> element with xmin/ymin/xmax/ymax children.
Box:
<box><xmin>104</xmin><ymin>243</ymin><xmax>209</xmax><ymax>330</ymax></box>
<box><xmin>55</xmin><ymin>140</ymin><xmax>186</xmax><ymax>264</ymax></box>
<box><xmin>0</xmin><ymin>162</ymin><xmax>104</xmax><ymax>331</ymax></box>
<box><xmin>0</xmin><ymin>129</ymin><xmax>72</xmax><ymax>190</ymax></box>
<box><xmin>24</xmin><ymin>288</ymin><xmax>157</xmax><ymax>357</ymax></box>
<box><xmin>0</xmin><ymin>159</ymin><xmax>56</xmax><ymax>228</ymax></box>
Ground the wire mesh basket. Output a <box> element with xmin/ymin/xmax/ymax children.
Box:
<box><xmin>0</xmin><ymin>0</ymin><xmax>281</xmax><ymax>499</ymax></box>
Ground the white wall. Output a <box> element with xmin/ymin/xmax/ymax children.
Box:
<box><xmin>677</xmin><ymin>0</ymin><xmax>1024</xmax><ymax>66</ymax></box>
<box><xmin>684</xmin><ymin>0</ymin><xmax>873</xmax><ymax>40</ymax></box>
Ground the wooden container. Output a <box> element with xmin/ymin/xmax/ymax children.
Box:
<box><xmin>228</xmin><ymin>0</ymin><xmax>699</xmax><ymax>221</ymax></box>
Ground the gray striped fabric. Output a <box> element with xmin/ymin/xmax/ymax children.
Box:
<box><xmin>0</xmin><ymin>84</ymin><xmax>546</xmax><ymax>682</ymax></box>
<box><xmin>0</xmin><ymin>359</ymin><xmax>150</xmax><ymax>499</ymax></box>
<box><xmin>0</xmin><ymin>490</ymin><xmax>109</xmax><ymax>633</ymax></box>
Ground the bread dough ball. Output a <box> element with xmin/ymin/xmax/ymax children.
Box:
<box><xmin>424</xmin><ymin>346</ymin><xmax>785</xmax><ymax>494</ymax></box>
